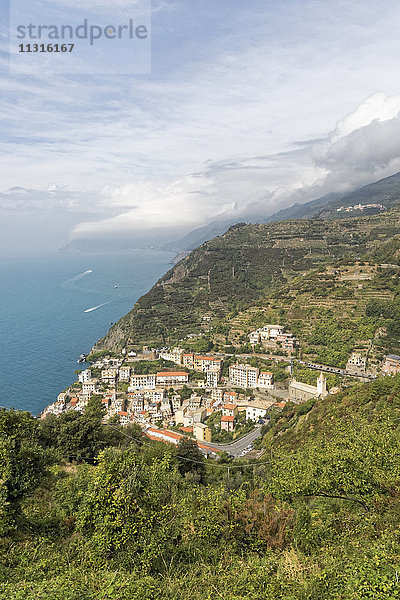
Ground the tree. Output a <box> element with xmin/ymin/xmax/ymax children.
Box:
<box><xmin>76</xmin><ymin>449</ymin><xmax>182</xmax><ymax>570</ymax></box>
<box><xmin>53</xmin><ymin>398</ymin><xmax>107</xmax><ymax>462</ymax></box>
<box><xmin>0</xmin><ymin>409</ymin><xmax>52</xmax><ymax>529</ymax></box>
<box><xmin>175</xmin><ymin>437</ymin><xmax>206</xmax><ymax>482</ymax></box>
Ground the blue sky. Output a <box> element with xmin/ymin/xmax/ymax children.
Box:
<box><xmin>2</xmin><ymin>0</ymin><xmax>400</xmax><ymax>251</ymax></box>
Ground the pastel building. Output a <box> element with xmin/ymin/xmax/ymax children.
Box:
<box><xmin>156</xmin><ymin>371</ymin><xmax>189</xmax><ymax>386</ymax></box>
<box><xmin>383</xmin><ymin>355</ymin><xmax>400</xmax><ymax>374</ymax></box>
<box><xmin>229</xmin><ymin>364</ymin><xmax>259</xmax><ymax>388</ymax></box>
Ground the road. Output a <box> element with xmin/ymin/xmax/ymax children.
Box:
<box><xmin>201</xmin><ymin>426</ymin><xmax>263</xmax><ymax>457</ymax></box>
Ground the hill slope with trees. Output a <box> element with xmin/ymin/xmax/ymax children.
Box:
<box><xmin>1</xmin><ymin>376</ymin><xmax>400</xmax><ymax>598</ymax></box>
<box><xmin>95</xmin><ymin>205</ymin><xmax>400</xmax><ymax>356</ymax></box>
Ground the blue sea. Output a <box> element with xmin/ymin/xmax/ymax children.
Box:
<box><xmin>0</xmin><ymin>250</ymin><xmax>175</xmax><ymax>415</ymax></box>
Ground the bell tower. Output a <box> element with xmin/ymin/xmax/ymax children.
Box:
<box><xmin>317</xmin><ymin>372</ymin><xmax>327</xmax><ymax>397</ymax></box>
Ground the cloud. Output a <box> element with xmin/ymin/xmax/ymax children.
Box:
<box><xmin>3</xmin><ymin>0</ymin><xmax>400</xmax><ymax>249</ymax></box>
<box><xmin>70</xmin><ymin>92</ymin><xmax>400</xmax><ymax>238</ymax></box>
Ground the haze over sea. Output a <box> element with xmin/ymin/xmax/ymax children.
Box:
<box><xmin>0</xmin><ymin>250</ymin><xmax>174</xmax><ymax>415</ymax></box>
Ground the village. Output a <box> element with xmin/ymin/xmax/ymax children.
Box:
<box><xmin>42</xmin><ymin>323</ymin><xmax>400</xmax><ymax>453</ymax></box>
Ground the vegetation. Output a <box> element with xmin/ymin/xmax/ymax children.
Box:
<box><xmin>96</xmin><ymin>206</ymin><xmax>400</xmax><ymax>368</ymax></box>
<box><xmin>2</xmin><ymin>375</ymin><xmax>400</xmax><ymax>598</ymax></box>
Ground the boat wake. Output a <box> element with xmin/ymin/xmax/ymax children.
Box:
<box><xmin>84</xmin><ymin>300</ymin><xmax>114</xmax><ymax>313</ymax></box>
<box><xmin>61</xmin><ymin>270</ymin><xmax>93</xmax><ymax>290</ymax></box>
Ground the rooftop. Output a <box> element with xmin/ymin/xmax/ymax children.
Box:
<box><xmin>156</xmin><ymin>371</ymin><xmax>188</xmax><ymax>377</ymax></box>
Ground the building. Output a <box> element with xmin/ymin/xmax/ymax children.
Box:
<box><xmin>229</xmin><ymin>364</ymin><xmax>259</xmax><ymax>388</ymax></box>
<box><xmin>188</xmin><ymin>395</ymin><xmax>202</xmax><ymax>410</ymax></box>
<box><xmin>222</xmin><ymin>403</ymin><xmax>238</xmax><ymax>418</ymax></box>
<box><xmin>193</xmin><ymin>355</ymin><xmax>223</xmax><ymax>372</ymax></box>
<box><xmin>289</xmin><ymin>372</ymin><xmax>328</xmax><ymax>403</ymax></box>
<box><xmin>82</xmin><ymin>379</ymin><xmax>98</xmax><ymax>396</ymax></box>
<box><xmin>78</xmin><ymin>369</ymin><xmax>92</xmax><ymax>383</ymax></box>
<box><xmin>211</xmin><ymin>388</ymin><xmax>224</xmax><ymax>403</ymax></box>
<box><xmin>206</xmin><ymin>370</ymin><xmax>219</xmax><ymax>388</ymax></box>
<box><xmin>257</xmin><ymin>371</ymin><xmax>274</xmax><ymax>389</ymax></box>
<box><xmin>181</xmin><ymin>353</ymin><xmax>222</xmax><ymax>372</ymax></box>
<box><xmin>249</xmin><ymin>325</ymin><xmax>284</xmax><ymax>344</ymax></box>
<box><xmin>129</xmin><ymin>374</ymin><xmax>156</xmax><ymax>390</ymax></box>
<box><xmin>193</xmin><ymin>422</ymin><xmax>212</xmax><ymax>443</ymax></box>
<box><xmin>156</xmin><ymin>371</ymin><xmax>189</xmax><ymax>386</ymax></box>
<box><xmin>158</xmin><ymin>347</ymin><xmax>183</xmax><ymax>365</ymax></box>
<box><xmin>118</xmin><ymin>366</ymin><xmax>131</xmax><ymax>381</ymax></box>
<box><xmin>145</xmin><ymin>428</ymin><xmax>183</xmax><ymax>445</ymax></box>
<box><xmin>128</xmin><ymin>395</ymin><xmax>144</xmax><ymax>413</ymax></box>
<box><xmin>221</xmin><ymin>415</ymin><xmax>235</xmax><ymax>433</ymax></box>
<box><xmin>223</xmin><ymin>391</ymin><xmax>237</xmax><ymax>404</ymax></box>
<box><xmin>245</xmin><ymin>401</ymin><xmax>269</xmax><ymax>422</ymax></box>
<box><xmin>346</xmin><ymin>353</ymin><xmax>366</xmax><ymax>371</ymax></box>
<box><xmin>174</xmin><ymin>402</ymin><xmax>189</xmax><ymax>425</ymax></box>
<box><xmin>171</xmin><ymin>395</ymin><xmax>182</xmax><ymax>412</ymax></box>
<box><xmin>118</xmin><ymin>411</ymin><xmax>131</xmax><ymax>426</ymax></box>
<box><xmin>383</xmin><ymin>354</ymin><xmax>400</xmax><ymax>374</ymax></box>
<box><xmin>182</xmin><ymin>353</ymin><xmax>194</xmax><ymax>368</ymax></box>
<box><xmin>101</xmin><ymin>368</ymin><xmax>119</xmax><ymax>383</ymax></box>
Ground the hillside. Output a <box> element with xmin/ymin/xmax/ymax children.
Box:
<box><xmin>2</xmin><ymin>376</ymin><xmax>400</xmax><ymax>598</ymax></box>
<box><xmin>264</xmin><ymin>171</ymin><xmax>400</xmax><ymax>222</ymax></box>
<box><xmin>165</xmin><ymin>171</ymin><xmax>400</xmax><ymax>252</ymax></box>
<box><xmin>95</xmin><ymin>206</ymin><xmax>400</xmax><ymax>357</ymax></box>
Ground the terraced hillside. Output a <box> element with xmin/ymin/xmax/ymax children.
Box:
<box><xmin>227</xmin><ymin>258</ymin><xmax>400</xmax><ymax>367</ymax></box>
<box><xmin>95</xmin><ymin>207</ymin><xmax>400</xmax><ymax>354</ymax></box>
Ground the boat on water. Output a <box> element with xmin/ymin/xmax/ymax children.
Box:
<box><xmin>114</xmin><ymin>285</ymin><xmax>118</xmax><ymax>289</ymax></box>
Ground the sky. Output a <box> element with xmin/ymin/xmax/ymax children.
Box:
<box><xmin>2</xmin><ymin>0</ymin><xmax>400</xmax><ymax>253</ymax></box>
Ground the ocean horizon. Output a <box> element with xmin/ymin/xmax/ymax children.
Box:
<box><xmin>0</xmin><ymin>249</ymin><xmax>175</xmax><ymax>415</ymax></box>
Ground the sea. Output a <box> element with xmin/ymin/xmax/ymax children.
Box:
<box><xmin>0</xmin><ymin>250</ymin><xmax>175</xmax><ymax>415</ymax></box>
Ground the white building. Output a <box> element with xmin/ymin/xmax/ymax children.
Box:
<box><xmin>289</xmin><ymin>373</ymin><xmax>328</xmax><ymax>403</ymax></box>
<box><xmin>229</xmin><ymin>364</ymin><xmax>259</xmax><ymax>388</ymax></box>
<box><xmin>155</xmin><ymin>371</ymin><xmax>189</xmax><ymax>386</ymax></box>
<box><xmin>118</xmin><ymin>366</ymin><xmax>131</xmax><ymax>381</ymax></box>
<box><xmin>129</xmin><ymin>374</ymin><xmax>156</xmax><ymax>390</ymax></box>
<box><xmin>257</xmin><ymin>371</ymin><xmax>274</xmax><ymax>389</ymax></box>
<box><xmin>245</xmin><ymin>402</ymin><xmax>269</xmax><ymax>422</ymax></box>
<box><xmin>101</xmin><ymin>368</ymin><xmax>118</xmax><ymax>385</ymax></box>
<box><xmin>249</xmin><ymin>325</ymin><xmax>284</xmax><ymax>344</ymax></box>
<box><xmin>346</xmin><ymin>353</ymin><xmax>366</xmax><ymax>371</ymax></box>
<box><xmin>82</xmin><ymin>379</ymin><xmax>99</xmax><ymax>396</ymax></box>
<box><xmin>206</xmin><ymin>370</ymin><xmax>219</xmax><ymax>388</ymax></box>
<box><xmin>78</xmin><ymin>369</ymin><xmax>92</xmax><ymax>383</ymax></box>
<box><xmin>158</xmin><ymin>347</ymin><xmax>183</xmax><ymax>365</ymax></box>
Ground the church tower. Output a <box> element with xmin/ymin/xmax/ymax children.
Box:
<box><xmin>317</xmin><ymin>372</ymin><xmax>327</xmax><ymax>397</ymax></box>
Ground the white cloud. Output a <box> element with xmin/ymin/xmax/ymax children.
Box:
<box><xmin>3</xmin><ymin>1</ymin><xmax>400</xmax><ymax>248</ymax></box>
<box><xmin>71</xmin><ymin>91</ymin><xmax>400</xmax><ymax>238</ymax></box>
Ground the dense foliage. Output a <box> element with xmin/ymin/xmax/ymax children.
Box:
<box><xmin>1</xmin><ymin>375</ymin><xmax>400</xmax><ymax>598</ymax></box>
<box><xmin>95</xmin><ymin>207</ymin><xmax>400</xmax><ymax>352</ymax></box>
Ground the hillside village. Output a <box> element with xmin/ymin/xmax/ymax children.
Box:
<box><xmin>43</xmin><ymin>320</ymin><xmax>400</xmax><ymax>452</ymax></box>
<box><xmin>42</xmin><ymin>207</ymin><xmax>400</xmax><ymax>455</ymax></box>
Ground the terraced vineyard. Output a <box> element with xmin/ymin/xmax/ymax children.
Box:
<box><xmin>95</xmin><ymin>207</ymin><xmax>400</xmax><ymax>364</ymax></box>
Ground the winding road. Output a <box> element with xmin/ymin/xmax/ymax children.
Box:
<box><xmin>201</xmin><ymin>426</ymin><xmax>263</xmax><ymax>457</ymax></box>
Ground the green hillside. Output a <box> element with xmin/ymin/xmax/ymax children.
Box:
<box><xmin>1</xmin><ymin>376</ymin><xmax>400</xmax><ymax>599</ymax></box>
<box><xmin>265</xmin><ymin>171</ymin><xmax>400</xmax><ymax>222</ymax></box>
<box><xmin>95</xmin><ymin>206</ymin><xmax>400</xmax><ymax>361</ymax></box>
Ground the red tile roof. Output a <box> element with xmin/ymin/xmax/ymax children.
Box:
<box><xmin>221</xmin><ymin>415</ymin><xmax>235</xmax><ymax>422</ymax></box>
<box><xmin>156</xmin><ymin>371</ymin><xmax>188</xmax><ymax>377</ymax></box>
